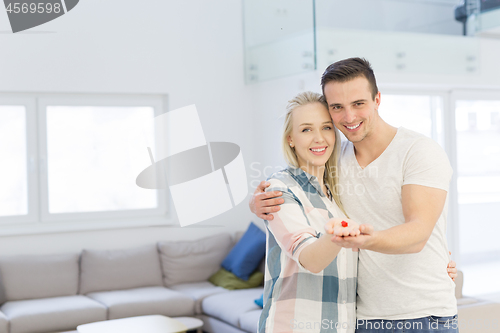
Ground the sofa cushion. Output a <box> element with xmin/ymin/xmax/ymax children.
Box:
<box><xmin>239</xmin><ymin>309</ymin><xmax>262</xmax><ymax>333</ymax></box>
<box><xmin>0</xmin><ymin>295</ymin><xmax>107</xmax><ymax>333</ymax></box>
<box><xmin>158</xmin><ymin>233</ymin><xmax>232</xmax><ymax>286</ymax></box>
<box><xmin>169</xmin><ymin>281</ymin><xmax>228</xmax><ymax>314</ymax></box>
<box><xmin>79</xmin><ymin>245</ymin><xmax>163</xmax><ymax>294</ymax></box>
<box><xmin>222</xmin><ymin>223</ymin><xmax>266</xmax><ymax>281</ymax></box>
<box><xmin>209</xmin><ymin>268</ymin><xmax>264</xmax><ymax>290</ymax></box>
<box><xmin>0</xmin><ymin>311</ymin><xmax>7</xmax><ymax>333</ymax></box>
<box><xmin>202</xmin><ymin>288</ymin><xmax>263</xmax><ymax>328</ymax></box>
<box><xmin>235</xmin><ymin>230</ymin><xmax>266</xmax><ymax>276</ymax></box>
<box><xmin>86</xmin><ymin>286</ymin><xmax>195</xmax><ymax>320</ymax></box>
<box><xmin>0</xmin><ymin>253</ymin><xmax>79</xmax><ymax>302</ymax></box>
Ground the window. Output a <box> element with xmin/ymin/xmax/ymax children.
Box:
<box><xmin>378</xmin><ymin>93</ymin><xmax>444</xmax><ymax>146</ymax></box>
<box><xmin>0</xmin><ymin>105</ymin><xmax>28</xmax><ymax>217</ymax></box>
<box><xmin>453</xmin><ymin>96</ymin><xmax>500</xmax><ymax>296</ymax></box>
<box><xmin>378</xmin><ymin>89</ymin><xmax>500</xmax><ymax>297</ymax></box>
<box><xmin>0</xmin><ymin>94</ymin><xmax>167</xmax><ymax>232</ymax></box>
<box><xmin>45</xmin><ymin>105</ymin><xmax>157</xmax><ymax>214</ymax></box>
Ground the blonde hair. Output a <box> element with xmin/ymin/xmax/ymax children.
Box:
<box><xmin>282</xmin><ymin>91</ymin><xmax>347</xmax><ymax>216</ymax></box>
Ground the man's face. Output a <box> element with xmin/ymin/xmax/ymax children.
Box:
<box><xmin>323</xmin><ymin>76</ymin><xmax>381</xmax><ymax>143</ymax></box>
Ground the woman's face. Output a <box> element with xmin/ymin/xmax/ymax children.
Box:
<box><xmin>288</xmin><ymin>102</ymin><xmax>335</xmax><ymax>170</ymax></box>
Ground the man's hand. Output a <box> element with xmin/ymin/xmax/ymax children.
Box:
<box><xmin>249</xmin><ymin>181</ymin><xmax>284</xmax><ymax>220</ymax></box>
<box><xmin>348</xmin><ymin>185</ymin><xmax>447</xmax><ymax>255</ymax></box>
<box><xmin>329</xmin><ymin>224</ymin><xmax>375</xmax><ymax>250</ymax></box>
<box><xmin>324</xmin><ymin>218</ymin><xmax>361</xmax><ymax>237</ymax></box>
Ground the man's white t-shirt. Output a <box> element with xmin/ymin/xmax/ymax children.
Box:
<box><xmin>339</xmin><ymin>127</ymin><xmax>457</xmax><ymax>320</ymax></box>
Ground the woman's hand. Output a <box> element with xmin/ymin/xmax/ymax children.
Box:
<box><xmin>447</xmin><ymin>251</ymin><xmax>457</xmax><ymax>282</ymax></box>
<box><xmin>324</xmin><ymin>218</ymin><xmax>360</xmax><ymax>237</ymax></box>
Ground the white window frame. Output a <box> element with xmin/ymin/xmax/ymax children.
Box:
<box><xmin>0</xmin><ymin>93</ymin><xmax>171</xmax><ymax>235</ymax></box>
<box><xmin>0</xmin><ymin>95</ymin><xmax>39</xmax><ymax>225</ymax></box>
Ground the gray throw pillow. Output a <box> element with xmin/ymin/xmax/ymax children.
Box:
<box><xmin>79</xmin><ymin>244</ymin><xmax>163</xmax><ymax>294</ymax></box>
<box><xmin>158</xmin><ymin>233</ymin><xmax>232</xmax><ymax>286</ymax></box>
<box><xmin>0</xmin><ymin>253</ymin><xmax>79</xmax><ymax>301</ymax></box>
<box><xmin>0</xmin><ymin>276</ymin><xmax>5</xmax><ymax>305</ymax></box>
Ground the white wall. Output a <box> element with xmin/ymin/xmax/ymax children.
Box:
<box><xmin>1</xmin><ymin>0</ymin><xmax>498</xmax><ymax>257</ymax></box>
<box><xmin>0</xmin><ymin>0</ymin><xmax>260</xmax><ymax>255</ymax></box>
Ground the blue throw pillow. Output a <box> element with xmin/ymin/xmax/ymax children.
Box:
<box><xmin>222</xmin><ymin>222</ymin><xmax>266</xmax><ymax>281</ymax></box>
<box><xmin>254</xmin><ymin>294</ymin><xmax>264</xmax><ymax>308</ymax></box>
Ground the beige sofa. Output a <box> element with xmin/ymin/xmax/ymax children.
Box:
<box><xmin>0</xmin><ymin>232</ymin><xmax>263</xmax><ymax>333</ymax></box>
<box><xmin>199</xmin><ymin>267</ymin><xmax>500</xmax><ymax>333</ymax></box>
<box><xmin>0</xmin><ymin>231</ymin><xmax>498</xmax><ymax>333</ymax></box>
<box><xmin>455</xmin><ymin>271</ymin><xmax>500</xmax><ymax>333</ymax></box>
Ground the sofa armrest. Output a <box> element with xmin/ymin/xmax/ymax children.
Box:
<box><xmin>455</xmin><ymin>270</ymin><xmax>463</xmax><ymax>299</ymax></box>
<box><xmin>458</xmin><ymin>301</ymin><xmax>500</xmax><ymax>333</ymax></box>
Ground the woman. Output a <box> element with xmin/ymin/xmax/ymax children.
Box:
<box><xmin>257</xmin><ymin>92</ymin><xmax>456</xmax><ymax>333</ymax></box>
<box><xmin>258</xmin><ymin>91</ymin><xmax>359</xmax><ymax>333</ymax></box>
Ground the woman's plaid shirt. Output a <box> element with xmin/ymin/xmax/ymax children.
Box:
<box><xmin>258</xmin><ymin>167</ymin><xmax>358</xmax><ymax>333</ymax></box>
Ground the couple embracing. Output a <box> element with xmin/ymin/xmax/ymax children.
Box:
<box><xmin>249</xmin><ymin>58</ymin><xmax>459</xmax><ymax>333</ymax></box>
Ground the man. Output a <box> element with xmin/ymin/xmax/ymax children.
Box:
<box><xmin>250</xmin><ymin>58</ymin><xmax>458</xmax><ymax>332</ymax></box>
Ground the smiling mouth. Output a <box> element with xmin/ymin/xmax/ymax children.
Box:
<box><xmin>309</xmin><ymin>147</ymin><xmax>327</xmax><ymax>155</ymax></box>
<box><xmin>345</xmin><ymin>122</ymin><xmax>362</xmax><ymax>130</ymax></box>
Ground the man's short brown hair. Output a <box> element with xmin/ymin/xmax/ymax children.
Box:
<box><xmin>321</xmin><ymin>57</ymin><xmax>378</xmax><ymax>100</ymax></box>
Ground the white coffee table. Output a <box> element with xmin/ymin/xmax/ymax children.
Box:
<box><xmin>77</xmin><ymin>315</ymin><xmax>203</xmax><ymax>333</ymax></box>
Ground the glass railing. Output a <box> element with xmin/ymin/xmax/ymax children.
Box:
<box><xmin>243</xmin><ymin>0</ymin><xmax>316</xmax><ymax>84</ymax></box>
<box><xmin>243</xmin><ymin>0</ymin><xmax>481</xmax><ymax>83</ymax></box>
<box><xmin>478</xmin><ymin>5</ymin><xmax>500</xmax><ymax>34</ymax></box>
